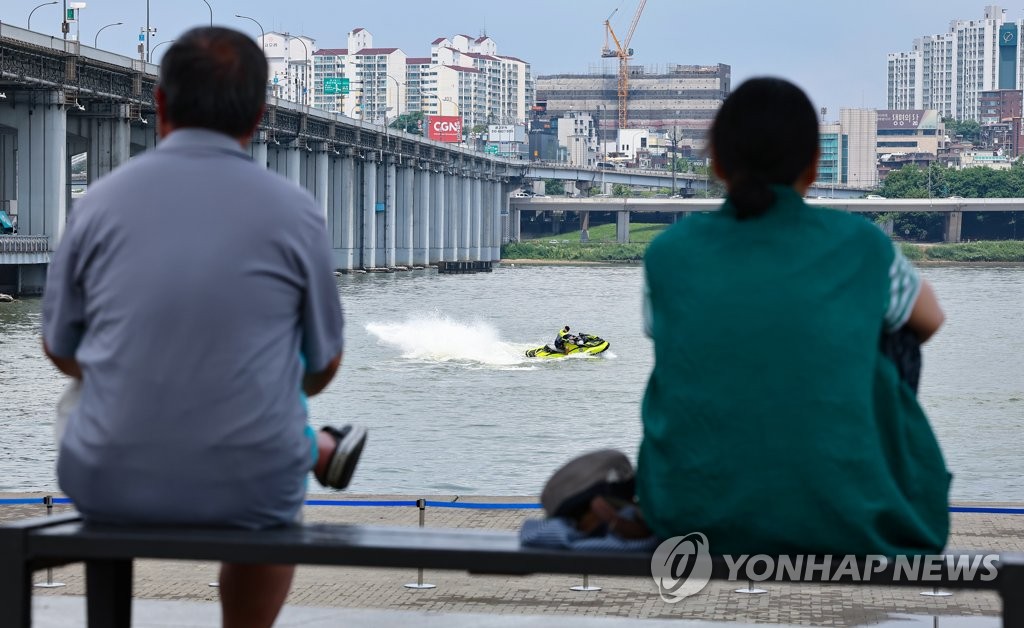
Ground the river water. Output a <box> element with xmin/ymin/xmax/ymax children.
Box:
<box><xmin>1</xmin><ymin>264</ymin><xmax>1021</xmax><ymax>501</ymax></box>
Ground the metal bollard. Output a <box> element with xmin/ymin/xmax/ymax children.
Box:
<box><xmin>570</xmin><ymin>573</ymin><xmax>601</xmax><ymax>592</ymax></box>
<box><xmin>920</xmin><ymin>586</ymin><xmax>952</xmax><ymax>597</ymax></box>
<box><xmin>34</xmin><ymin>496</ymin><xmax>66</xmax><ymax>589</ymax></box>
<box><xmin>734</xmin><ymin>578</ymin><xmax>766</xmax><ymax>594</ymax></box>
<box><xmin>404</xmin><ymin>499</ymin><xmax>436</xmax><ymax>590</ymax></box>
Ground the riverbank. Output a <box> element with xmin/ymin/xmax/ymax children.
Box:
<box><xmin>502</xmin><ymin>233</ymin><xmax>1024</xmax><ymax>264</ymax></box>
<box><xmin>3</xmin><ymin>493</ymin><xmax>1019</xmax><ymax>626</ymax></box>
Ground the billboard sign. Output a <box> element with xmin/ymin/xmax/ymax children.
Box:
<box><xmin>876</xmin><ymin>110</ymin><xmax>939</xmax><ymax>131</ymax></box>
<box><xmin>488</xmin><ymin>124</ymin><xmax>526</xmax><ymax>143</ymax></box>
<box><xmin>428</xmin><ymin>115</ymin><xmax>463</xmax><ymax>142</ymax></box>
<box><xmin>323</xmin><ymin>77</ymin><xmax>350</xmax><ymax>95</ymax></box>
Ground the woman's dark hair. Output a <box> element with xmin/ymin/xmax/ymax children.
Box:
<box><xmin>709</xmin><ymin>77</ymin><xmax>819</xmax><ymax>220</ymax></box>
<box><xmin>157</xmin><ymin>27</ymin><xmax>268</xmax><ymax>138</ymax></box>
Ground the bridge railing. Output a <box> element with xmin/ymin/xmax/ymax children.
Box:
<box><xmin>0</xmin><ymin>235</ymin><xmax>50</xmax><ymax>253</ymax></box>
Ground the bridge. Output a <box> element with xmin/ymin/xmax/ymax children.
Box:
<box><xmin>507</xmin><ymin>197</ymin><xmax>1023</xmax><ymax>243</ymax></box>
<box><xmin>0</xmin><ymin>22</ymin><xmax>544</xmax><ymax>294</ymax></box>
<box><xmin>522</xmin><ymin>163</ymin><xmax>873</xmax><ymax>200</ymax></box>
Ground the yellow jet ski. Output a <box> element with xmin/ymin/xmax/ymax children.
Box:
<box><xmin>525</xmin><ymin>333</ymin><xmax>610</xmax><ymax>358</ymax></box>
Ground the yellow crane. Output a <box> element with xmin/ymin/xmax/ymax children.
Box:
<box><xmin>601</xmin><ymin>0</ymin><xmax>647</xmax><ymax>130</ymax></box>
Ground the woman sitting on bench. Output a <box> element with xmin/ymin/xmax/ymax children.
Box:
<box><xmin>629</xmin><ymin>77</ymin><xmax>950</xmax><ymax>556</ymax></box>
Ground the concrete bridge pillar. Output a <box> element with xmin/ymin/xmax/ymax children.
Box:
<box><xmin>361</xmin><ymin>152</ymin><xmax>378</xmax><ymax>269</ymax></box>
<box><xmin>249</xmin><ymin>136</ymin><xmax>268</xmax><ymax>169</ymax></box>
<box><xmin>479</xmin><ymin>179</ymin><xmax>491</xmax><ymax>263</ymax></box>
<box><xmin>446</xmin><ymin>170</ymin><xmax>459</xmax><ymax>262</ymax></box>
<box><xmin>384</xmin><ymin>157</ymin><xmax>397</xmax><ymax>269</ymax></box>
<box><xmin>490</xmin><ymin>180</ymin><xmax>502</xmax><ymax>261</ymax></box>
<box><xmin>0</xmin><ymin>131</ymin><xmax>17</xmax><ymax>214</ymax></box>
<box><xmin>337</xmin><ymin>150</ymin><xmax>356</xmax><ymax>270</ymax></box>
<box><xmin>430</xmin><ymin>170</ymin><xmax>445</xmax><ymax>264</ymax></box>
<box><xmin>86</xmin><ymin>105</ymin><xmax>131</xmax><ymax>183</ymax></box>
<box><xmin>944</xmin><ymin>211</ymin><xmax>963</xmax><ymax>243</ymax></box>
<box><xmin>285</xmin><ymin>145</ymin><xmax>302</xmax><ymax>185</ymax></box>
<box><xmin>414</xmin><ymin>164</ymin><xmax>430</xmax><ymax>267</ymax></box>
<box><xmin>470</xmin><ymin>175</ymin><xmax>482</xmax><ymax>261</ymax></box>
<box><xmin>130</xmin><ymin>118</ymin><xmax>157</xmax><ymax>156</ymax></box>
<box><xmin>616</xmin><ymin>210</ymin><xmax>630</xmax><ymax>243</ymax></box>
<box><xmin>460</xmin><ymin>172</ymin><xmax>472</xmax><ymax>261</ymax></box>
<box><xmin>508</xmin><ymin>188</ymin><xmax>521</xmax><ymax>243</ymax></box>
<box><xmin>0</xmin><ymin>92</ymin><xmax>68</xmax><ymax>246</ymax></box>
<box><xmin>314</xmin><ymin>146</ymin><xmax>330</xmax><ymax>223</ymax></box>
<box><xmin>399</xmin><ymin>162</ymin><xmax>415</xmax><ymax>267</ymax></box>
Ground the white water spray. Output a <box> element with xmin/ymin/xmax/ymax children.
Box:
<box><xmin>366</xmin><ymin>315</ymin><xmax>532</xmax><ymax>367</ymax></box>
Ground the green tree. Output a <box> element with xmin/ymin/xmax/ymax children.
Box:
<box><xmin>943</xmin><ymin>118</ymin><xmax>981</xmax><ymax>144</ymax></box>
<box><xmin>388</xmin><ymin>112</ymin><xmax>424</xmax><ymax>135</ymax></box>
<box><xmin>612</xmin><ymin>183</ymin><xmax>632</xmax><ymax>197</ymax></box>
<box><xmin>544</xmin><ymin>179</ymin><xmax>565</xmax><ymax>195</ymax></box>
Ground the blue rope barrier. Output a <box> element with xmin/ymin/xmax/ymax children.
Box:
<box><xmin>949</xmin><ymin>506</ymin><xmax>1024</xmax><ymax>515</ymax></box>
<box><xmin>425</xmin><ymin>501</ymin><xmax>542</xmax><ymax>509</ymax></box>
<box><xmin>1</xmin><ymin>498</ymin><xmax>1022</xmax><ymax>514</ymax></box>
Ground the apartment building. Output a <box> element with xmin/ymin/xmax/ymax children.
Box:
<box><xmin>306</xmin><ymin>28</ymin><xmax>531</xmax><ymax>131</ymax></box>
<box><xmin>887</xmin><ymin>5</ymin><xmax>1018</xmax><ymax>122</ymax></box>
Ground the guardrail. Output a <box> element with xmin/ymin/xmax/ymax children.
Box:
<box><xmin>0</xmin><ymin>235</ymin><xmax>49</xmax><ymax>253</ymax></box>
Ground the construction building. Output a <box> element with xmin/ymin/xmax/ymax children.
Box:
<box><xmin>534</xmin><ymin>63</ymin><xmax>730</xmax><ymax>151</ymax></box>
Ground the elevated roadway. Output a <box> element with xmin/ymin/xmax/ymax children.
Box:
<box><xmin>507</xmin><ymin>197</ymin><xmax>1021</xmax><ymax>243</ymax></box>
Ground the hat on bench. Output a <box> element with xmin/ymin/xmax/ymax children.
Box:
<box><xmin>541</xmin><ymin>449</ymin><xmax>636</xmax><ymax>520</ymax></box>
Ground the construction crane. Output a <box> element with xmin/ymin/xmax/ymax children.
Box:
<box><xmin>601</xmin><ymin>0</ymin><xmax>647</xmax><ymax>130</ymax></box>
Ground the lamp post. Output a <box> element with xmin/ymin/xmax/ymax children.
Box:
<box><xmin>385</xmin><ymin>74</ymin><xmax>402</xmax><ymax>123</ymax></box>
<box><xmin>200</xmin><ymin>0</ymin><xmax>212</xmax><ymax>26</ymax></box>
<box><xmin>27</xmin><ymin>1</ymin><xmax>57</xmax><ymax>30</ymax></box>
<box><xmin>235</xmin><ymin>14</ymin><xmax>266</xmax><ymax>95</ymax></box>
<box><xmin>235</xmin><ymin>14</ymin><xmax>265</xmax><ymax>47</ymax></box>
<box><xmin>150</xmin><ymin>39</ymin><xmax>174</xmax><ymax>60</ymax></box>
<box><xmin>93</xmin><ymin>21</ymin><xmax>122</xmax><ymax>48</ymax></box>
<box><xmin>286</xmin><ymin>35</ymin><xmax>309</xmax><ymax>106</ymax></box>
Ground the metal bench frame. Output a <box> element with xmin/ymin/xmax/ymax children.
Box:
<box><xmin>2</xmin><ymin>512</ymin><xmax>1022</xmax><ymax>627</ymax></box>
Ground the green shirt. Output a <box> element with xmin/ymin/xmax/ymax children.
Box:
<box><xmin>638</xmin><ymin>186</ymin><xmax>950</xmax><ymax>556</ymax></box>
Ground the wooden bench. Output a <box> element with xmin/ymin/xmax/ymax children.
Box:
<box><xmin>2</xmin><ymin>512</ymin><xmax>1022</xmax><ymax>627</ymax></box>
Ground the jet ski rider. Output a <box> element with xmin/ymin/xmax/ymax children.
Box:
<box><xmin>554</xmin><ymin>326</ymin><xmax>584</xmax><ymax>353</ymax></box>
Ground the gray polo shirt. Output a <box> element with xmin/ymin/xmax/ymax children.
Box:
<box><xmin>43</xmin><ymin>129</ymin><xmax>344</xmax><ymax>529</ymax></box>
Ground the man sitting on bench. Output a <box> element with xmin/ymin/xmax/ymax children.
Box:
<box><xmin>41</xmin><ymin>26</ymin><xmax>364</xmax><ymax>628</ymax></box>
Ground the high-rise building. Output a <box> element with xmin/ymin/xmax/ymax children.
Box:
<box><xmin>307</xmin><ymin>28</ymin><xmax>532</xmax><ymax>132</ymax></box>
<box><xmin>262</xmin><ymin>32</ymin><xmax>315</xmax><ymax>106</ymax></box>
<box><xmin>887</xmin><ymin>5</ymin><xmax>1020</xmax><ymax>122</ymax></box>
<box><xmin>534</xmin><ymin>64</ymin><xmax>730</xmax><ymax>151</ymax></box>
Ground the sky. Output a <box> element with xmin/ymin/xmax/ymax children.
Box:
<box><xmin>5</xmin><ymin>1</ymin><xmax>1022</xmax><ymax>118</ymax></box>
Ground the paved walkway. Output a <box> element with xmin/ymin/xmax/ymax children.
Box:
<box><xmin>4</xmin><ymin>493</ymin><xmax>1020</xmax><ymax>627</ymax></box>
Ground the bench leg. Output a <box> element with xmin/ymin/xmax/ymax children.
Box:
<box><xmin>86</xmin><ymin>559</ymin><xmax>133</xmax><ymax>628</ymax></box>
<box><xmin>0</xmin><ymin>528</ymin><xmax>32</xmax><ymax>628</ymax></box>
<box><xmin>1001</xmin><ymin>554</ymin><xmax>1024</xmax><ymax>627</ymax></box>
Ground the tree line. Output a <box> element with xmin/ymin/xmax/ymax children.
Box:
<box><xmin>877</xmin><ymin>162</ymin><xmax>1022</xmax><ymax>241</ymax></box>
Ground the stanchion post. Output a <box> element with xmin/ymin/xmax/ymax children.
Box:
<box><xmin>734</xmin><ymin>578</ymin><xmax>766</xmax><ymax>594</ymax></box>
<box><xmin>34</xmin><ymin>495</ymin><xmax>66</xmax><ymax>589</ymax></box>
<box><xmin>920</xmin><ymin>585</ymin><xmax>952</xmax><ymax>597</ymax></box>
<box><xmin>403</xmin><ymin>499</ymin><xmax>436</xmax><ymax>590</ymax></box>
<box><xmin>570</xmin><ymin>573</ymin><xmax>601</xmax><ymax>592</ymax></box>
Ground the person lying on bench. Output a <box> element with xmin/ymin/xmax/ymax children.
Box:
<box><xmin>42</xmin><ymin>26</ymin><xmax>365</xmax><ymax>628</ymax></box>
<box><xmin>629</xmin><ymin>77</ymin><xmax>950</xmax><ymax>556</ymax></box>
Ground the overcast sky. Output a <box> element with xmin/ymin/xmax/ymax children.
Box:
<box><xmin>5</xmin><ymin>1</ymin><xmax>1020</xmax><ymax>117</ymax></box>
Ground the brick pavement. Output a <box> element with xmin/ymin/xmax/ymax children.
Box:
<box><xmin>3</xmin><ymin>493</ymin><xmax>1020</xmax><ymax>626</ymax></box>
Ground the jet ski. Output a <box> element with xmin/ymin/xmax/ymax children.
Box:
<box><xmin>525</xmin><ymin>333</ymin><xmax>610</xmax><ymax>358</ymax></box>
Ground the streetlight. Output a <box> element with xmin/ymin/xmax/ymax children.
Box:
<box><xmin>93</xmin><ymin>21</ymin><xmax>122</xmax><ymax>48</ymax></box>
<box><xmin>200</xmin><ymin>0</ymin><xmax>212</xmax><ymax>26</ymax></box>
<box><xmin>69</xmin><ymin>1</ymin><xmax>86</xmax><ymax>42</ymax></box>
<box><xmin>286</xmin><ymin>35</ymin><xmax>309</xmax><ymax>106</ymax></box>
<box><xmin>385</xmin><ymin>74</ymin><xmax>402</xmax><ymax>125</ymax></box>
<box><xmin>150</xmin><ymin>39</ymin><xmax>174</xmax><ymax>60</ymax></box>
<box><xmin>27</xmin><ymin>1</ymin><xmax>57</xmax><ymax>30</ymax></box>
<box><xmin>235</xmin><ymin>14</ymin><xmax>265</xmax><ymax>47</ymax></box>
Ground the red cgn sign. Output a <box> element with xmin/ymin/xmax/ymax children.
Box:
<box><xmin>428</xmin><ymin>115</ymin><xmax>463</xmax><ymax>142</ymax></box>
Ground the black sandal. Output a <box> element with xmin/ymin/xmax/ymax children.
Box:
<box><xmin>317</xmin><ymin>424</ymin><xmax>367</xmax><ymax>489</ymax></box>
